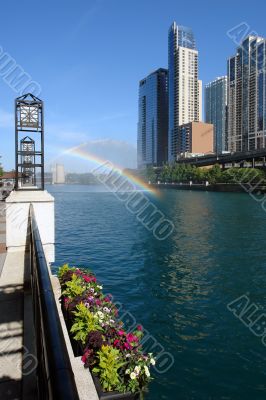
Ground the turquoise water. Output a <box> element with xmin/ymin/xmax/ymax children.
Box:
<box><xmin>49</xmin><ymin>185</ymin><xmax>266</xmax><ymax>400</ymax></box>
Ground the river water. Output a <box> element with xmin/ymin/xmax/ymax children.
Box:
<box><xmin>48</xmin><ymin>184</ymin><xmax>266</xmax><ymax>400</ymax></box>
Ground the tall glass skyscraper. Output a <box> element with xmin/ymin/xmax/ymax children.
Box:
<box><xmin>205</xmin><ymin>76</ymin><xmax>227</xmax><ymax>154</ymax></box>
<box><xmin>137</xmin><ymin>68</ymin><xmax>168</xmax><ymax>169</ymax></box>
<box><xmin>227</xmin><ymin>35</ymin><xmax>266</xmax><ymax>152</ymax></box>
<box><xmin>168</xmin><ymin>22</ymin><xmax>201</xmax><ymax>162</ymax></box>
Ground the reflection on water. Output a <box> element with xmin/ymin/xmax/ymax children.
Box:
<box><xmin>49</xmin><ymin>185</ymin><xmax>266</xmax><ymax>400</ymax></box>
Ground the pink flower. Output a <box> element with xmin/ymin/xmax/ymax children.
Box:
<box><xmin>81</xmin><ymin>349</ymin><xmax>91</xmax><ymax>363</ymax></box>
<box><xmin>114</xmin><ymin>339</ymin><xmax>120</xmax><ymax>347</ymax></box>
<box><xmin>126</xmin><ymin>333</ymin><xmax>138</xmax><ymax>343</ymax></box>
<box><xmin>137</xmin><ymin>325</ymin><xmax>142</xmax><ymax>331</ymax></box>
<box><xmin>124</xmin><ymin>342</ymin><xmax>132</xmax><ymax>350</ymax></box>
<box><xmin>118</xmin><ymin>330</ymin><xmax>125</xmax><ymax>336</ymax></box>
<box><xmin>83</xmin><ymin>275</ymin><xmax>92</xmax><ymax>283</ymax></box>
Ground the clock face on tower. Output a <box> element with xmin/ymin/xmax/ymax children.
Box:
<box><xmin>20</xmin><ymin>104</ymin><xmax>39</xmax><ymax>128</ymax></box>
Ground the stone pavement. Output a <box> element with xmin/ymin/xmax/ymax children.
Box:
<box><xmin>0</xmin><ymin>250</ymin><xmax>24</xmax><ymax>399</ymax></box>
<box><xmin>0</xmin><ymin>203</ymin><xmax>6</xmax><ymax>276</ymax></box>
<box><xmin>0</xmin><ymin>201</ymin><xmax>36</xmax><ymax>399</ymax></box>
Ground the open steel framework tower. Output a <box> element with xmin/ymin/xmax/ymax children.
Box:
<box><xmin>15</xmin><ymin>93</ymin><xmax>44</xmax><ymax>190</ymax></box>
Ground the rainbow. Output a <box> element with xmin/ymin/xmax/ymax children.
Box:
<box><xmin>62</xmin><ymin>143</ymin><xmax>160</xmax><ymax>196</ymax></box>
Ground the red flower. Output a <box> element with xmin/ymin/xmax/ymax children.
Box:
<box><xmin>137</xmin><ymin>325</ymin><xmax>142</xmax><ymax>331</ymax></box>
<box><xmin>126</xmin><ymin>333</ymin><xmax>138</xmax><ymax>343</ymax></box>
<box><xmin>81</xmin><ymin>349</ymin><xmax>90</xmax><ymax>363</ymax></box>
<box><xmin>124</xmin><ymin>342</ymin><xmax>132</xmax><ymax>350</ymax></box>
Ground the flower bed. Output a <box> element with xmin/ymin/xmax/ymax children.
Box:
<box><xmin>58</xmin><ymin>264</ymin><xmax>155</xmax><ymax>400</ymax></box>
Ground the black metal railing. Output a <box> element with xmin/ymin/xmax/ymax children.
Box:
<box><xmin>29</xmin><ymin>204</ymin><xmax>79</xmax><ymax>400</ymax></box>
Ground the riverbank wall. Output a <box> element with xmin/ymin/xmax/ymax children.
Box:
<box><xmin>151</xmin><ymin>183</ymin><xmax>266</xmax><ymax>193</ymax></box>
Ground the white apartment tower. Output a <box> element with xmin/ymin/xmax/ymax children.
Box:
<box><xmin>168</xmin><ymin>22</ymin><xmax>202</xmax><ymax>161</ymax></box>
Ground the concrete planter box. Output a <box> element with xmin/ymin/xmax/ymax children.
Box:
<box><xmin>61</xmin><ymin>301</ymin><xmax>140</xmax><ymax>400</ymax></box>
<box><xmin>92</xmin><ymin>374</ymin><xmax>140</xmax><ymax>400</ymax></box>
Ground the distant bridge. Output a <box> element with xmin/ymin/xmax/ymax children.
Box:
<box><xmin>175</xmin><ymin>149</ymin><xmax>266</xmax><ymax>168</ymax></box>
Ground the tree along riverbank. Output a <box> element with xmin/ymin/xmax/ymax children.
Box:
<box><xmin>140</xmin><ymin>164</ymin><xmax>266</xmax><ymax>186</ymax></box>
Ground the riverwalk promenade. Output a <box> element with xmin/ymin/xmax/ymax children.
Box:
<box><xmin>0</xmin><ymin>199</ymin><xmax>98</xmax><ymax>400</ymax></box>
<box><xmin>0</xmin><ymin>202</ymin><xmax>34</xmax><ymax>399</ymax></box>
<box><xmin>0</xmin><ymin>203</ymin><xmax>6</xmax><ymax>274</ymax></box>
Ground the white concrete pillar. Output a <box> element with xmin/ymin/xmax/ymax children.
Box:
<box><xmin>5</xmin><ymin>190</ymin><xmax>55</xmax><ymax>264</ymax></box>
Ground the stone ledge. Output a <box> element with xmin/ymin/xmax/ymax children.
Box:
<box><xmin>5</xmin><ymin>190</ymin><xmax>54</xmax><ymax>204</ymax></box>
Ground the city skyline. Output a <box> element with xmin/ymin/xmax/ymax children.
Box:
<box><xmin>1</xmin><ymin>0</ymin><xmax>266</xmax><ymax>171</ymax></box>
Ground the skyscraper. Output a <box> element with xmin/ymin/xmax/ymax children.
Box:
<box><xmin>205</xmin><ymin>76</ymin><xmax>228</xmax><ymax>154</ymax></box>
<box><xmin>198</xmin><ymin>80</ymin><xmax>203</xmax><ymax>122</ymax></box>
<box><xmin>227</xmin><ymin>35</ymin><xmax>266</xmax><ymax>152</ymax></box>
<box><xmin>168</xmin><ymin>22</ymin><xmax>201</xmax><ymax>161</ymax></box>
<box><xmin>137</xmin><ymin>68</ymin><xmax>168</xmax><ymax>168</ymax></box>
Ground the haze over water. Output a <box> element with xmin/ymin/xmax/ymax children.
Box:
<box><xmin>50</xmin><ymin>185</ymin><xmax>266</xmax><ymax>400</ymax></box>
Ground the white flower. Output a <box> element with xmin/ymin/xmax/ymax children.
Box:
<box><xmin>103</xmin><ymin>307</ymin><xmax>110</xmax><ymax>313</ymax></box>
<box><xmin>96</xmin><ymin>311</ymin><xmax>104</xmax><ymax>318</ymax></box>
<box><xmin>150</xmin><ymin>358</ymin><xmax>156</xmax><ymax>366</ymax></box>
<box><xmin>125</xmin><ymin>369</ymin><xmax>130</xmax><ymax>375</ymax></box>
<box><xmin>134</xmin><ymin>366</ymin><xmax>141</xmax><ymax>375</ymax></box>
<box><xmin>97</xmin><ymin>285</ymin><xmax>103</xmax><ymax>290</ymax></box>
<box><xmin>144</xmin><ymin>366</ymin><xmax>150</xmax><ymax>377</ymax></box>
<box><xmin>130</xmin><ymin>372</ymin><xmax>136</xmax><ymax>380</ymax></box>
<box><xmin>125</xmin><ymin>353</ymin><xmax>131</xmax><ymax>358</ymax></box>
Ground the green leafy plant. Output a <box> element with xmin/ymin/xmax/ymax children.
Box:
<box><xmin>93</xmin><ymin>345</ymin><xmax>125</xmax><ymax>392</ymax></box>
<box><xmin>58</xmin><ymin>263</ymin><xmax>75</xmax><ymax>279</ymax></box>
<box><xmin>71</xmin><ymin>303</ymin><xmax>102</xmax><ymax>344</ymax></box>
<box><xmin>61</xmin><ymin>274</ymin><xmax>85</xmax><ymax>299</ymax></box>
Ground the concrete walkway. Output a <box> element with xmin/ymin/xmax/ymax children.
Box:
<box><xmin>0</xmin><ymin>250</ymin><xmax>24</xmax><ymax>399</ymax></box>
<box><xmin>0</xmin><ymin>203</ymin><xmax>6</xmax><ymax>276</ymax></box>
<box><xmin>0</xmin><ymin>199</ymin><xmax>98</xmax><ymax>399</ymax></box>
<box><xmin>0</xmin><ymin>244</ymin><xmax>37</xmax><ymax>400</ymax></box>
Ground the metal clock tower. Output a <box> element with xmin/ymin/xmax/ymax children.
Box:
<box><xmin>15</xmin><ymin>93</ymin><xmax>44</xmax><ymax>190</ymax></box>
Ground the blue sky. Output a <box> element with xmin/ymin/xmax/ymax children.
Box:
<box><xmin>1</xmin><ymin>0</ymin><xmax>266</xmax><ymax>172</ymax></box>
